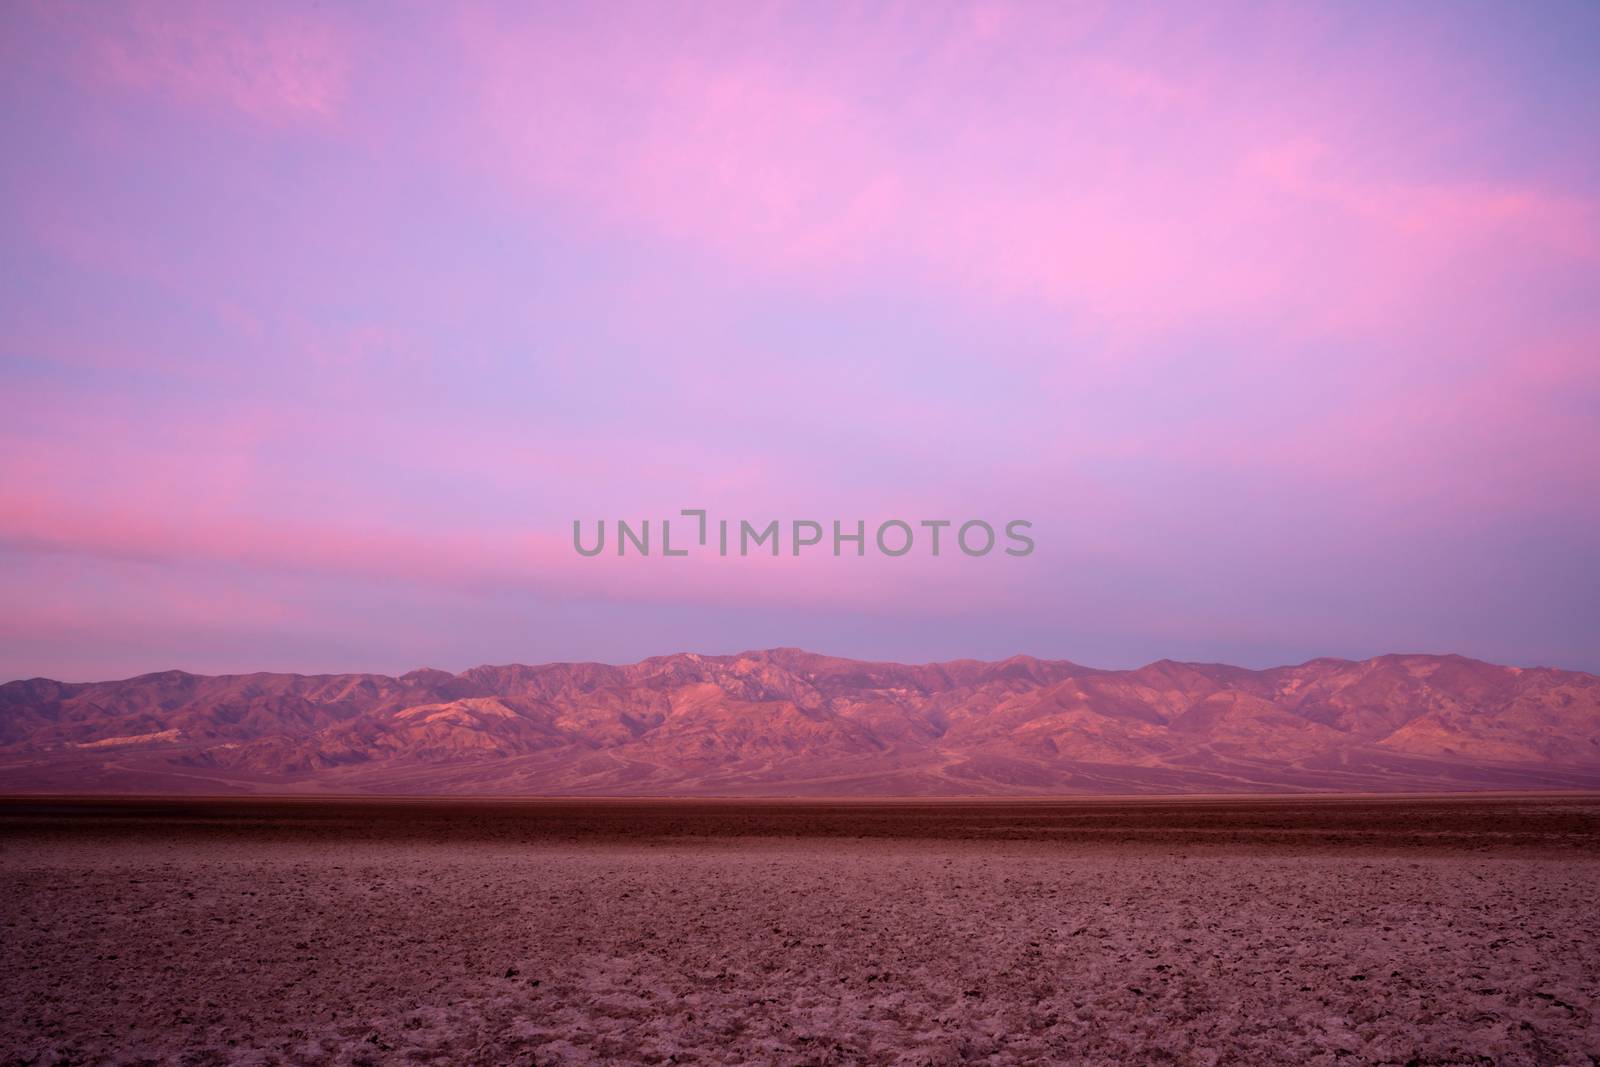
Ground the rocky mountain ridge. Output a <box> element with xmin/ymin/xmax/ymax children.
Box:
<box><xmin>3</xmin><ymin>649</ymin><xmax>1598</xmax><ymax>794</ymax></box>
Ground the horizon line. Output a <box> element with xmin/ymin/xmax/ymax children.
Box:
<box><xmin>5</xmin><ymin>646</ymin><xmax>1586</xmax><ymax>689</ymax></box>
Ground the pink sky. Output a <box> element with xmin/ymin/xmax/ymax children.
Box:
<box><xmin>1</xmin><ymin>1</ymin><xmax>1597</xmax><ymax>680</ymax></box>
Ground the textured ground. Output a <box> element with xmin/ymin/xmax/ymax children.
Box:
<box><xmin>2</xmin><ymin>797</ymin><xmax>1598</xmax><ymax>1066</ymax></box>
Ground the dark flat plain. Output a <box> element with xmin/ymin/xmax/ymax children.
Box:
<box><xmin>3</xmin><ymin>794</ymin><xmax>1599</xmax><ymax>1066</ymax></box>
<box><xmin>4</xmin><ymin>792</ymin><xmax>1600</xmax><ymax>850</ymax></box>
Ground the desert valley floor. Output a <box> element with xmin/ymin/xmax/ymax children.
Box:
<box><xmin>2</xmin><ymin>795</ymin><xmax>1598</xmax><ymax>1066</ymax></box>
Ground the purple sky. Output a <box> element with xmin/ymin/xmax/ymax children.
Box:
<box><xmin>2</xmin><ymin>1</ymin><xmax>1598</xmax><ymax>681</ymax></box>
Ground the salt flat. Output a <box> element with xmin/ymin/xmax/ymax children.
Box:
<box><xmin>2</xmin><ymin>797</ymin><xmax>1597</xmax><ymax>1065</ymax></box>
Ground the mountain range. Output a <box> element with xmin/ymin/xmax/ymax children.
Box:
<box><xmin>3</xmin><ymin>649</ymin><xmax>1599</xmax><ymax>795</ymax></box>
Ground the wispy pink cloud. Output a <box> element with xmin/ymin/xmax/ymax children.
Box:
<box><xmin>458</xmin><ymin>5</ymin><xmax>1596</xmax><ymax>345</ymax></box>
<box><xmin>51</xmin><ymin>0</ymin><xmax>346</xmax><ymax>124</ymax></box>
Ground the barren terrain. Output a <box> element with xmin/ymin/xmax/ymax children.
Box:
<box><xmin>2</xmin><ymin>796</ymin><xmax>1599</xmax><ymax>1065</ymax></box>
<box><xmin>6</xmin><ymin>650</ymin><xmax>1600</xmax><ymax>795</ymax></box>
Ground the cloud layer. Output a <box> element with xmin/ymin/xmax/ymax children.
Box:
<box><xmin>1</xmin><ymin>1</ymin><xmax>1597</xmax><ymax>679</ymax></box>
